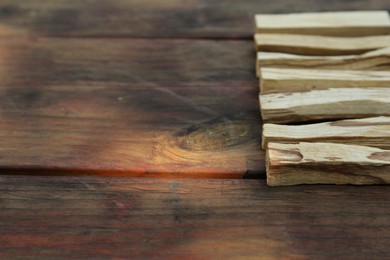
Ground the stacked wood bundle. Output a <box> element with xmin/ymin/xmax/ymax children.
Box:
<box><xmin>254</xmin><ymin>11</ymin><xmax>390</xmax><ymax>186</ymax></box>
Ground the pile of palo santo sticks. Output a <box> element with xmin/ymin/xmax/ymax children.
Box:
<box><xmin>254</xmin><ymin>11</ymin><xmax>390</xmax><ymax>186</ymax></box>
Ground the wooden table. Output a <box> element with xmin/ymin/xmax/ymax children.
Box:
<box><xmin>2</xmin><ymin>176</ymin><xmax>390</xmax><ymax>259</ymax></box>
<box><xmin>0</xmin><ymin>1</ymin><xmax>390</xmax><ymax>258</ymax></box>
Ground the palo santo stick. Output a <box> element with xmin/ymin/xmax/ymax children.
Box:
<box><xmin>254</xmin><ymin>34</ymin><xmax>390</xmax><ymax>55</ymax></box>
<box><xmin>255</xmin><ymin>11</ymin><xmax>390</xmax><ymax>37</ymax></box>
<box><xmin>259</xmin><ymin>88</ymin><xmax>390</xmax><ymax>124</ymax></box>
<box><xmin>262</xmin><ymin>117</ymin><xmax>390</xmax><ymax>149</ymax></box>
<box><xmin>256</xmin><ymin>47</ymin><xmax>390</xmax><ymax>75</ymax></box>
<box><xmin>259</xmin><ymin>68</ymin><xmax>390</xmax><ymax>93</ymax></box>
<box><xmin>266</xmin><ymin>142</ymin><xmax>390</xmax><ymax>186</ymax></box>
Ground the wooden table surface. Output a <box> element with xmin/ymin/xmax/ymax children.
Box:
<box><xmin>1</xmin><ymin>176</ymin><xmax>390</xmax><ymax>259</ymax></box>
<box><xmin>0</xmin><ymin>0</ymin><xmax>388</xmax><ymax>178</ymax></box>
<box><xmin>1</xmin><ymin>1</ymin><xmax>390</xmax><ymax>258</ymax></box>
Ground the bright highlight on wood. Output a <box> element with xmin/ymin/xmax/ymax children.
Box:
<box><xmin>262</xmin><ymin>117</ymin><xmax>390</xmax><ymax>149</ymax></box>
<box><xmin>266</xmin><ymin>142</ymin><xmax>390</xmax><ymax>186</ymax></box>
<box><xmin>255</xmin><ymin>11</ymin><xmax>390</xmax><ymax>36</ymax></box>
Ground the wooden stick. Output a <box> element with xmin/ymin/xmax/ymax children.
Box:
<box><xmin>262</xmin><ymin>117</ymin><xmax>390</xmax><ymax>149</ymax></box>
<box><xmin>259</xmin><ymin>88</ymin><xmax>390</xmax><ymax>123</ymax></box>
<box><xmin>256</xmin><ymin>47</ymin><xmax>390</xmax><ymax>75</ymax></box>
<box><xmin>255</xmin><ymin>11</ymin><xmax>390</xmax><ymax>37</ymax></box>
<box><xmin>259</xmin><ymin>68</ymin><xmax>390</xmax><ymax>93</ymax></box>
<box><xmin>254</xmin><ymin>34</ymin><xmax>390</xmax><ymax>55</ymax></box>
<box><xmin>266</xmin><ymin>142</ymin><xmax>390</xmax><ymax>186</ymax></box>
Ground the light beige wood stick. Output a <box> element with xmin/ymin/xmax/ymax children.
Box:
<box><xmin>256</xmin><ymin>47</ymin><xmax>390</xmax><ymax>75</ymax></box>
<box><xmin>266</xmin><ymin>142</ymin><xmax>390</xmax><ymax>186</ymax></box>
<box><xmin>259</xmin><ymin>68</ymin><xmax>390</xmax><ymax>93</ymax></box>
<box><xmin>254</xmin><ymin>34</ymin><xmax>390</xmax><ymax>55</ymax></box>
<box><xmin>259</xmin><ymin>88</ymin><xmax>390</xmax><ymax>124</ymax></box>
<box><xmin>262</xmin><ymin>117</ymin><xmax>390</xmax><ymax>149</ymax></box>
<box><xmin>255</xmin><ymin>11</ymin><xmax>390</xmax><ymax>36</ymax></box>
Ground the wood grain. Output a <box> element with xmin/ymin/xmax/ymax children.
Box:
<box><xmin>0</xmin><ymin>0</ymin><xmax>389</xmax><ymax>38</ymax></box>
<box><xmin>256</xmin><ymin>47</ymin><xmax>390</xmax><ymax>75</ymax></box>
<box><xmin>260</xmin><ymin>88</ymin><xmax>390</xmax><ymax>123</ymax></box>
<box><xmin>266</xmin><ymin>142</ymin><xmax>390</xmax><ymax>186</ymax></box>
<box><xmin>0</xmin><ymin>1</ymin><xmax>388</xmax><ymax>177</ymax></box>
<box><xmin>262</xmin><ymin>117</ymin><xmax>390</xmax><ymax>149</ymax></box>
<box><xmin>1</xmin><ymin>175</ymin><xmax>390</xmax><ymax>258</ymax></box>
<box><xmin>0</xmin><ymin>36</ymin><xmax>263</xmax><ymax>178</ymax></box>
<box><xmin>254</xmin><ymin>34</ymin><xmax>390</xmax><ymax>55</ymax></box>
<box><xmin>259</xmin><ymin>68</ymin><xmax>390</xmax><ymax>93</ymax></box>
<box><xmin>255</xmin><ymin>11</ymin><xmax>390</xmax><ymax>36</ymax></box>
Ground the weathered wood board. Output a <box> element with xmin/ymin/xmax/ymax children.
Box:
<box><xmin>255</xmin><ymin>11</ymin><xmax>390</xmax><ymax>36</ymax></box>
<box><xmin>259</xmin><ymin>68</ymin><xmax>390</xmax><ymax>93</ymax></box>
<box><xmin>254</xmin><ymin>34</ymin><xmax>390</xmax><ymax>55</ymax></box>
<box><xmin>2</xmin><ymin>175</ymin><xmax>390</xmax><ymax>258</ymax></box>
<box><xmin>260</xmin><ymin>88</ymin><xmax>390</xmax><ymax>124</ymax></box>
<box><xmin>0</xmin><ymin>2</ymin><xmax>389</xmax><ymax>178</ymax></box>
<box><xmin>266</xmin><ymin>142</ymin><xmax>390</xmax><ymax>186</ymax></box>
<box><xmin>1</xmin><ymin>1</ymin><xmax>390</xmax><ymax>38</ymax></box>
<box><xmin>262</xmin><ymin>117</ymin><xmax>390</xmax><ymax>149</ymax></box>
<box><xmin>0</xmin><ymin>35</ymin><xmax>262</xmax><ymax>178</ymax></box>
<box><xmin>256</xmin><ymin>47</ymin><xmax>390</xmax><ymax>75</ymax></box>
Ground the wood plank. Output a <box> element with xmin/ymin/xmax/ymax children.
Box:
<box><xmin>254</xmin><ymin>34</ymin><xmax>390</xmax><ymax>55</ymax></box>
<box><xmin>1</xmin><ymin>175</ymin><xmax>390</xmax><ymax>258</ymax></box>
<box><xmin>259</xmin><ymin>68</ymin><xmax>390</xmax><ymax>93</ymax></box>
<box><xmin>255</xmin><ymin>11</ymin><xmax>390</xmax><ymax>36</ymax></box>
<box><xmin>0</xmin><ymin>36</ymin><xmax>263</xmax><ymax>178</ymax></box>
<box><xmin>1</xmin><ymin>1</ymin><xmax>389</xmax><ymax>38</ymax></box>
<box><xmin>256</xmin><ymin>47</ymin><xmax>390</xmax><ymax>75</ymax></box>
<box><xmin>266</xmin><ymin>142</ymin><xmax>390</xmax><ymax>186</ymax></box>
<box><xmin>259</xmin><ymin>88</ymin><xmax>390</xmax><ymax>123</ymax></box>
<box><xmin>262</xmin><ymin>117</ymin><xmax>390</xmax><ymax>149</ymax></box>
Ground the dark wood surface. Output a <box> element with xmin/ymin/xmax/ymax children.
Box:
<box><xmin>0</xmin><ymin>1</ymin><xmax>389</xmax><ymax>177</ymax></box>
<box><xmin>0</xmin><ymin>0</ymin><xmax>389</xmax><ymax>38</ymax></box>
<box><xmin>1</xmin><ymin>1</ymin><xmax>390</xmax><ymax>258</ymax></box>
<box><xmin>1</xmin><ymin>175</ymin><xmax>390</xmax><ymax>259</ymax></box>
<box><xmin>0</xmin><ymin>35</ymin><xmax>262</xmax><ymax>178</ymax></box>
